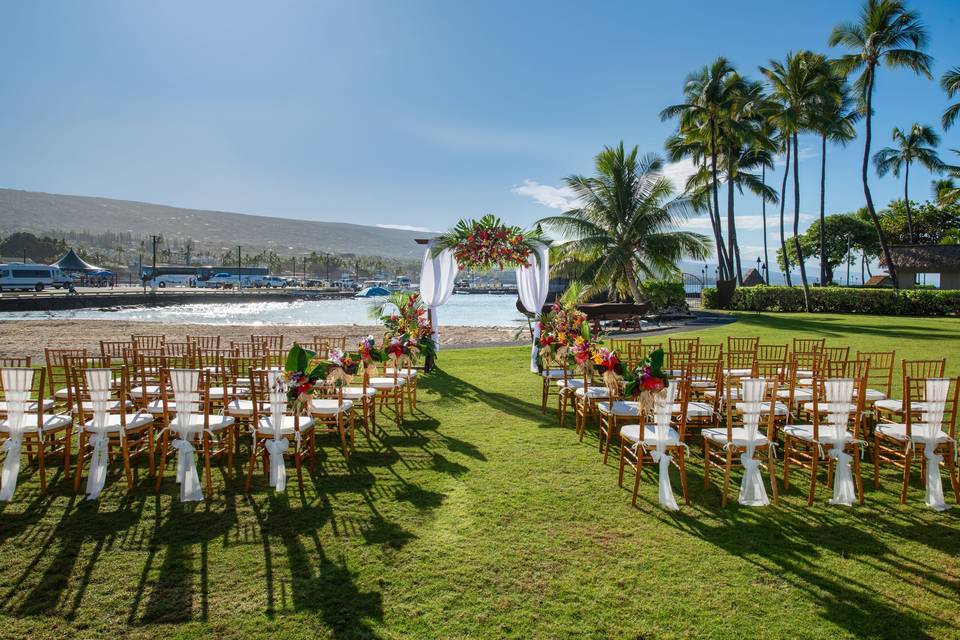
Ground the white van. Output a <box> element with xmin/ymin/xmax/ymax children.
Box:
<box><xmin>0</xmin><ymin>264</ymin><xmax>68</xmax><ymax>292</ymax></box>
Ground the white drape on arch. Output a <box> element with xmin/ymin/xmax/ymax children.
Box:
<box><xmin>516</xmin><ymin>242</ymin><xmax>550</xmax><ymax>373</ymax></box>
<box><xmin>419</xmin><ymin>244</ymin><xmax>458</xmax><ymax>351</ymax></box>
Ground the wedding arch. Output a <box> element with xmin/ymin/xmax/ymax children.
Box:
<box><xmin>418</xmin><ymin>215</ymin><xmax>549</xmax><ymax>371</ymax></box>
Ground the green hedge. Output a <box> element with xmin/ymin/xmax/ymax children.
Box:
<box><xmin>638</xmin><ymin>280</ymin><xmax>687</xmax><ymax>312</ymax></box>
<box><xmin>700</xmin><ymin>285</ymin><xmax>960</xmax><ymax>315</ymax></box>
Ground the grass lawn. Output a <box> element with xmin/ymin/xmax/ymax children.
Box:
<box><xmin>0</xmin><ymin>312</ymin><xmax>958</xmax><ymax>639</ymax></box>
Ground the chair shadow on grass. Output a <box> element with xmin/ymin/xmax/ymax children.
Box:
<box><xmin>622</xmin><ymin>454</ymin><xmax>960</xmax><ymax>639</ymax></box>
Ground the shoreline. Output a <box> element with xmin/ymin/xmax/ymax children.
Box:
<box><xmin>0</xmin><ymin>320</ymin><xmax>528</xmax><ymax>359</ymax></box>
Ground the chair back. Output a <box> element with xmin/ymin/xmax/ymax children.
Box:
<box><xmin>251</xmin><ymin>334</ymin><xmax>285</xmax><ymax>351</ymax></box>
<box><xmin>810</xmin><ymin>378</ymin><xmax>857</xmax><ymax>442</ymax></box>
<box><xmin>695</xmin><ymin>343</ymin><xmax>723</xmax><ymax>364</ymax></box>
<box><xmin>668</xmin><ymin>337</ymin><xmax>699</xmax><ymax>371</ymax></box>
<box><xmin>261</xmin><ymin>347</ymin><xmax>288</xmax><ymax>369</ymax></box>
<box><xmin>312</xmin><ymin>336</ymin><xmax>347</xmax><ymax>351</ymax></box>
<box><xmin>163</xmin><ymin>342</ymin><xmax>196</xmax><ymax>362</ymax></box>
<box><xmin>71</xmin><ymin>363</ymin><xmax>127</xmax><ymax>429</ymax></box>
<box><xmin>131</xmin><ymin>334</ymin><xmax>165</xmax><ymax>350</ymax></box>
<box><xmin>0</xmin><ymin>357</ymin><xmax>30</xmax><ymax>368</ymax></box>
<box><xmin>856</xmin><ymin>350</ymin><xmax>895</xmax><ymax>397</ymax></box>
<box><xmin>100</xmin><ymin>340</ymin><xmax>133</xmax><ymax>364</ymax></box>
<box><xmin>727</xmin><ymin>336</ymin><xmax>759</xmax><ymax>353</ymax></box>
<box><xmin>163</xmin><ymin>368</ymin><xmax>210</xmax><ymax>437</ymax></box>
<box><xmin>726</xmin><ymin>350</ymin><xmax>756</xmax><ymax>374</ymax></box>
<box><xmin>231</xmin><ymin>341</ymin><xmax>260</xmax><ymax>358</ymax></box>
<box><xmin>792</xmin><ymin>338</ymin><xmax>825</xmax><ymax>356</ymax></box>
<box><xmin>186</xmin><ymin>335</ymin><xmax>221</xmax><ymax>350</ymax></box>
<box><xmin>44</xmin><ymin>347</ymin><xmax>87</xmax><ymax>401</ymax></box>
<box><xmin>250</xmin><ymin>369</ymin><xmax>305</xmax><ymax>437</ymax></box>
<box><xmin>756</xmin><ymin>343</ymin><xmax>788</xmax><ymax>364</ymax></box>
<box><xmin>0</xmin><ymin>367</ymin><xmax>45</xmax><ymax>432</ymax></box>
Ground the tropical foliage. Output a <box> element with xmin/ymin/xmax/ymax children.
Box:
<box><xmin>538</xmin><ymin>143</ymin><xmax>710</xmax><ymax>303</ymax></box>
<box><xmin>873</xmin><ymin>123</ymin><xmax>944</xmax><ymax>242</ymax></box>
<box><xmin>775</xmin><ymin>213</ymin><xmax>878</xmax><ymax>282</ymax></box>
<box><xmin>431</xmin><ymin>214</ymin><xmax>545</xmax><ymax>271</ymax></box>
<box><xmin>703</xmin><ymin>285</ymin><xmax>960</xmax><ymax>315</ymax></box>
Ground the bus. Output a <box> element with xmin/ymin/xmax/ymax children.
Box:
<box><xmin>0</xmin><ymin>264</ymin><xmax>70</xmax><ymax>292</ymax></box>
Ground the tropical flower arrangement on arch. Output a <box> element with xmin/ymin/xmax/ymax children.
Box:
<box><xmin>373</xmin><ymin>291</ymin><xmax>437</xmax><ymax>367</ymax></box>
<box><xmin>431</xmin><ymin>214</ymin><xmax>546</xmax><ymax>271</ymax></box>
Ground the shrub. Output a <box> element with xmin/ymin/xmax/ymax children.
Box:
<box><xmin>639</xmin><ymin>280</ymin><xmax>687</xmax><ymax>312</ymax></box>
<box><xmin>701</xmin><ymin>285</ymin><xmax>960</xmax><ymax>316</ymax></box>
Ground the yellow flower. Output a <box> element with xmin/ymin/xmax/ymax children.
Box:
<box><xmin>574</xmin><ymin>337</ymin><xmax>585</xmax><ymax>345</ymax></box>
<box><xmin>592</xmin><ymin>354</ymin><xmax>603</xmax><ymax>365</ymax></box>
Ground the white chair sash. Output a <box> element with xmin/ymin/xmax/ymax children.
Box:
<box><xmin>737</xmin><ymin>378</ymin><xmax>769</xmax><ymax>507</ymax></box>
<box><xmin>170</xmin><ymin>369</ymin><xmax>203</xmax><ymax>502</ymax></box>
<box><xmin>85</xmin><ymin>369</ymin><xmax>113</xmax><ymax>500</ymax></box>
<box><xmin>267</xmin><ymin>370</ymin><xmax>289</xmax><ymax>492</ymax></box>
<box><xmin>0</xmin><ymin>368</ymin><xmax>33</xmax><ymax>501</ymax></box>
<box><xmin>919</xmin><ymin>379</ymin><xmax>950</xmax><ymax>512</ymax></box>
<box><xmin>646</xmin><ymin>384</ymin><xmax>679</xmax><ymax>511</ymax></box>
<box><xmin>822</xmin><ymin>379</ymin><xmax>856</xmax><ymax>507</ymax></box>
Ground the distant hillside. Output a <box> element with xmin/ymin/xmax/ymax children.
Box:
<box><xmin>0</xmin><ymin>189</ymin><xmax>433</xmax><ymax>260</ymax></box>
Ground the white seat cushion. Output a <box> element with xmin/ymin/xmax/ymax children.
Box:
<box><xmin>735</xmin><ymin>401</ymin><xmax>789</xmax><ymax>416</ymax></box>
<box><xmin>539</xmin><ymin>369</ymin><xmax>569</xmax><ymax>380</ymax></box>
<box><xmin>0</xmin><ymin>398</ymin><xmax>55</xmax><ymax>413</ymax></box>
<box><xmin>145</xmin><ymin>399</ymin><xmax>172</xmax><ymax>414</ymax></box>
<box><xmin>596</xmin><ymin>401</ymin><xmax>641</xmax><ymax>417</ymax></box>
<box><xmin>556</xmin><ymin>379</ymin><xmax>586</xmax><ymax>390</ymax></box>
<box><xmin>384</xmin><ymin>368</ymin><xmax>417</xmax><ymax>378</ymax></box>
<box><xmin>783</xmin><ymin>423</ymin><xmax>855</xmax><ymax>445</ymax></box>
<box><xmin>705</xmin><ymin>388</ymin><xmax>740</xmax><ymax>400</ymax></box>
<box><xmin>224</xmin><ymin>399</ymin><xmax>254</xmax><ymax>416</ymax></box>
<box><xmin>340</xmin><ymin>387</ymin><xmax>376</xmax><ymax>400</ymax></box>
<box><xmin>864</xmin><ymin>389</ymin><xmax>887</xmax><ymax>402</ymax></box>
<box><xmin>671</xmin><ymin>401</ymin><xmax>714</xmax><ymax>417</ymax></box>
<box><xmin>0</xmin><ymin>413</ymin><xmax>73</xmax><ymax>433</ymax></box>
<box><xmin>875</xmin><ymin>423</ymin><xmax>951</xmax><ymax>443</ymax></box>
<box><xmin>874</xmin><ymin>399</ymin><xmax>925</xmax><ymax>414</ymax></box>
<box><xmin>256</xmin><ymin>415</ymin><xmax>315</xmax><ymax>435</ymax></box>
<box><xmin>77</xmin><ymin>399</ymin><xmax>132</xmax><ymax>414</ymax></box>
<box><xmin>703</xmin><ymin>427</ymin><xmax>769</xmax><ymax>448</ymax></box>
<box><xmin>81</xmin><ymin>412</ymin><xmax>152</xmax><ymax>431</ymax></box>
<box><xmin>166</xmin><ymin>414</ymin><xmax>235</xmax><ymax>432</ymax></box>
<box><xmin>54</xmin><ymin>387</ymin><xmax>71</xmax><ymax>400</ymax></box>
<box><xmin>208</xmin><ymin>386</ymin><xmax>249</xmax><ymax>399</ymax></box>
<box><xmin>309</xmin><ymin>398</ymin><xmax>354</xmax><ymax>415</ymax></box>
<box><xmin>801</xmin><ymin>402</ymin><xmax>857</xmax><ymax>414</ymax></box>
<box><xmin>620</xmin><ymin>423</ymin><xmax>682</xmax><ymax>446</ymax></box>
<box><xmin>724</xmin><ymin>368</ymin><xmax>753</xmax><ymax>377</ymax></box>
<box><xmin>367</xmin><ymin>377</ymin><xmax>406</xmax><ymax>390</ymax></box>
<box><xmin>575</xmin><ymin>386</ymin><xmax>610</xmax><ymax>399</ymax></box>
<box><xmin>129</xmin><ymin>385</ymin><xmax>162</xmax><ymax>398</ymax></box>
<box><xmin>778</xmin><ymin>388</ymin><xmax>812</xmax><ymax>402</ymax></box>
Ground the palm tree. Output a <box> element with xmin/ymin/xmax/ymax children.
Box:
<box><xmin>830</xmin><ymin>0</ymin><xmax>932</xmax><ymax>289</ymax></box>
<box><xmin>761</xmin><ymin>50</ymin><xmax>834</xmax><ymax>309</ymax></box>
<box><xmin>942</xmin><ymin>67</ymin><xmax>960</xmax><ymax>130</ymax></box>
<box><xmin>755</xmin><ymin>118</ymin><xmax>779</xmax><ymax>283</ymax></box>
<box><xmin>812</xmin><ymin>75</ymin><xmax>859</xmax><ymax>284</ymax></box>
<box><xmin>776</xmin><ymin>133</ymin><xmax>793</xmax><ymax>286</ymax></box>
<box><xmin>873</xmin><ymin>123</ymin><xmax>944</xmax><ymax>243</ymax></box>
<box><xmin>661</xmin><ymin>57</ymin><xmax>740</xmax><ymax>281</ymax></box>
<box><xmin>537</xmin><ymin>143</ymin><xmax>711</xmax><ymax>303</ymax></box>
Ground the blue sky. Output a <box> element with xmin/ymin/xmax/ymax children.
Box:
<box><xmin>1</xmin><ymin>0</ymin><xmax>958</xmax><ymax>276</ymax></box>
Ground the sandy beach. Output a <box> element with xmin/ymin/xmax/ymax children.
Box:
<box><xmin>0</xmin><ymin>319</ymin><xmax>527</xmax><ymax>359</ymax></box>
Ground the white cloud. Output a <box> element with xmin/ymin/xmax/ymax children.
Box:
<box><xmin>774</xmin><ymin>146</ymin><xmax>817</xmax><ymax>167</ymax></box>
<box><xmin>660</xmin><ymin>158</ymin><xmax>699</xmax><ymax>193</ymax></box>
<box><xmin>679</xmin><ymin>213</ymin><xmax>814</xmax><ymax>232</ymax></box>
<box><xmin>375</xmin><ymin>223</ymin><xmax>434</xmax><ymax>233</ymax></box>
<box><xmin>510</xmin><ymin>180</ymin><xmax>580</xmax><ymax>211</ymax></box>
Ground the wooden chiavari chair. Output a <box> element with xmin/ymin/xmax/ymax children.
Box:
<box><xmin>617</xmin><ymin>375</ymin><xmax>690</xmax><ymax>508</ymax></box>
<box><xmin>129</xmin><ymin>350</ymin><xmax>166</xmax><ymax>410</ymax></box>
<box><xmin>0</xmin><ymin>358</ymin><xmax>52</xmax><ymax>415</ymax></box>
<box><xmin>0</xmin><ymin>366</ymin><xmax>72</xmax><ymax>494</ymax></box>
<box><xmin>251</xmin><ymin>334</ymin><xmax>285</xmax><ymax>351</ymax></box>
<box><xmin>857</xmin><ymin>350</ymin><xmax>895</xmax><ymax>404</ymax></box>
<box><xmin>874</xmin><ymin>359</ymin><xmax>947</xmax><ymax>423</ymax></box>
<box><xmin>756</xmin><ymin>343</ymin><xmax>788</xmax><ymax>365</ymax></box>
<box><xmin>792</xmin><ymin>338</ymin><xmax>825</xmax><ymax>377</ymax></box>
<box><xmin>556</xmin><ymin>363</ymin><xmax>584</xmax><ymax>429</ymax></box>
<box><xmin>367</xmin><ymin>359</ymin><xmax>406</xmax><ymax>426</ymax></box>
<box><xmin>339</xmin><ymin>371</ymin><xmax>377</xmax><ymax>440</ymax></box>
<box><xmin>783</xmin><ymin>363</ymin><xmax>868</xmax><ymax>505</ymax></box>
<box><xmin>682</xmin><ymin>357</ymin><xmax>722</xmax><ymax>430</ymax></box>
<box><xmin>246</xmin><ymin>369</ymin><xmax>316</xmax><ymax>492</ymax></box>
<box><xmin>874</xmin><ymin>376</ymin><xmax>960</xmax><ymax>505</ymax></box>
<box><xmin>703</xmin><ymin>375</ymin><xmax>780</xmax><ymax>507</ymax></box>
<box><xmin>155</xmin><ymin>368</ymin><xmax>236</xmax><ymax>497</ymax></box>
<box><xmin>100</xmin><ymin>340</ymin><xmax>133</xmax><ymax>365</ymax></box>
<box><xmin>596</xmin><ymin>371</ymin><xmax>640</xmax><ymax>458</ymax></box>
<box><xmin>309</xmin><ymin>377</ymin><xmax>355</xmax><ymax>460</ymax></box>
<box><xmin>71</xmin><ymin>361</ymin><xmax>155</xmax><ymax>493</ymax></box>
<box><xmin>574</xmin><ymin>365</ymin><xmax>613</xmax><ymax>449</ymax></box>
<box><xmin>131</xmin><ymin>334</ymin><xmax>165</xmax><ymax>350</ymax></box>
<box><xmin>44</xmin><ymin>347</ymin><xmax>87</xmax><ymax>409</ymax></box>
<box><xmin>186</xmin><ymin>335</ymin><xmax>221</xmax><ymax>350</ymax></box>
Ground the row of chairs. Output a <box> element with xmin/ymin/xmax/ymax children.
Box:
<box><xmin>0</xmin><ymin>336</ymin><xmax>418</xmax><ymax>500</ymax></box>
<box><xmin>542</xmin><ymin>336</ymin><xmax>958</xmax><ymax>510</ymax></box>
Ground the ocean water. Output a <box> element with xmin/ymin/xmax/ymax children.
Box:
<box><xmin>0</xmin><ymin>293</ymin><xmax>529</xmax><ymax>327</ymax></box>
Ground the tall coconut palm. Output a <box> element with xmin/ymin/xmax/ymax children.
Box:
<box><xmin>660</xmin><ymin>57</ymin><xmax>741</xmax><ymax>281</ymax></box>
<box><xmin>776</xmin><ymin>133</ymin><xmax>793</xmax><ymax>286</ymax></box>
<box><xmin>812</xmin><ymin>76</ymin><xmax>859</xmax><ymax>284</ymax></box>
<box><xmin>873</xmin><ymin>123</ymin><xmax>944</xmax><ymax>243</ymax></box>
<box><xmin>761</xmin><ymin>50</ymin><xmax>834</xmax><ymax>310</ymax></box>
<box><xmin>537</xmin><ymin>143</ymin><xmax>711</xmax><ymax>303</ymax></box>
<box><xmin>942</xmin><ymin>67</ymin><xmax>960</xmax><ymax>130</ymax></box>
<box><xmin>829</xmin><ymin>0</ymin><xmax>932</xmax><ymax>289</ymax></box>
<box><xmin>755</xmin><ymin>118</ymin><xmax>779</xmax><ymax>283</ymax></box>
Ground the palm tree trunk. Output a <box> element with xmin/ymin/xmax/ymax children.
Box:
<box><xmin>779</xmin><ymin>137</ymin><xmax>792</xmax><ymax>286</ymax></box>
<box><xmin>819</xmin><ymin>134</ymin><xmax>828</xmax><ymax>285</ymax></box>
<box><xmin>793</xmin><ymin>132</ymin><xmax>810</xmax><ymax>311</ymax></box>
<box><xmin>710</xmin><ymin>122</ymin><xmax>728</xmax><ymax>280</ymax></box>
<box><xmin>904</xmin><ymin>160</ymin><xmax>914</xmax><ymax>243</ymax></box>
<box><xmin>623</xmin><ymin>260</ymin><xmax>644</xmax><ymax>304</ymax></box>
<box><xmin>727</xmin><ymin>154</ymin><xmax>742</xmax><ymax>284</ymax></box>
<box><xmin>761</xmin><ymin>164</ymin><xmax>769</xmax><ymax>283</ymax></box>
<box><xmin>862</xmin><ymin>66</ymin><xmax>899</xmax><ymax>290</ymax></box>
<box><xmin>707</xmin><ymin>197</ymin><xmax>730</xmax><ymax>278</ymax></box>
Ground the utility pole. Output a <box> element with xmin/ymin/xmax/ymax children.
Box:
<box><xmin>150</xmin><ymin>234</ymin><xmax>159</xmax><ymax>292</ymax></box>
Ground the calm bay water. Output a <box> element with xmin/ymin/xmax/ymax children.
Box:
<box><xmin>0</xmin><ymin>294</ymin><xmax>528</xmax><ymax>327</ymax></box>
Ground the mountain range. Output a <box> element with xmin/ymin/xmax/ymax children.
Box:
<box><xmin>0</xmin><ymin>188</ymin><xmax>434</xmax><ymax>260</ymax></box>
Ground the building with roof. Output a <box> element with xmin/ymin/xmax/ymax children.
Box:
<box><xmin>740</xmin><ymin>268</ymin><xmax>766</xmax><ymax>287</ymax></box>
<box><xmin>879</xmin><ymin>244</ymin><xmax>960</xmax><ymax>289</ymax></box>
<box><xmin>52</xmin><ymin>248</ymin><xmax>102</xmax><ymax>274</ymax></box>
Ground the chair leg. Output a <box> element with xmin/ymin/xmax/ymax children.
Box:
<box><xmin>807</xmin><ymin>452</ymin><xmax>819</xmax><ymax>507</ymax></box>
<box><xmin>541</xmin><ymin>379</ymin><xmax>548</xmax><ymax>412</ymax></box>
<box><xmin>782</xmin><ymin>437</ymin><xmax>792</xmax><ymax>489</ymax></box>
<box><xmin>873</xmin><ymin>435</ymin><xmax>881</xmax><ymax>489</ymax></box>
<box><xmin>721</xmin><ymin>448</ymin><xmax>733</xmax><ymax>507</ymax></box>
<box><xmin>703</xmin><ymin>439</ymin><xmax>712</xmax><ymax>489</ymax></box>
<box><xmin>73</xmin><ymin>431</ymin><xmax>87</xmax><ymax>493</ymax></box>
<box><xmin>767</xmin><ymin>448</ymin><xmax>778</xmax><ymax>505</ymax></box>
<box><xmin>946</xmin><ymin>443</ymin><xmax>960</xmax><ymax>503</ymax></box>
<box><xmin>155</xmin><ymin>431</ymin><xmax>169</xmax><ymax>492</ymax></box>
<box><xmin>678</xmin><ymin>447</ymin><xmax>690</xmax><ymax>505</ymax></box>
<box><xmin>62</xmin><ymin>429</ymin><xmax>72</xmax><ymax>480</ymax></box>
<box><xmin>226</xmin><ymin>430</ymin><xmax>234</xmax><ymax>479</ymax></box>
<box><xmin>900</xmin><ymin>445</ymin><xmax>912</xmax><ymax>505</ymax></box>
<box><xmin>617</xmin><ymin>441</ymin><xmax>626</xmax><ymax>487</ymax></box>
<box><xmin>338</xmin><ymin>415</ymin><xmax>349</xmax><ymax>460</ymax></box>
<box><xmin>203</xmin><ymin>434</ymin><xmax>213</xmax><ymax>498</ymax></box>
<box><xmin>146</xmin><ymin>426</ymin><xmax>156</xmax><ymax>476</ymax></box>
<box><xmin>853</xmin><ymin>444</ymin><xmax>864</xmax><ymax>505</ymax></box>
<box><xmin>121</xmin><ymin>436</ymin><xmax>133</xmax><ymax>489</ymax></box>
<box><xmin>244</xmin><ymin>436</ymin><xmax>257</xmax><ymax>492</ymax></box>
<box><xmin>37</xmin><ymin>435</ymin><xmax>47</xmax><ymax>493</ymax></box>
